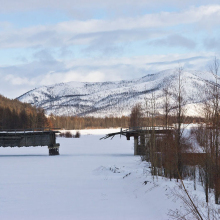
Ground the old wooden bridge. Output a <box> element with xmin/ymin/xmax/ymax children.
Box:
<box><xmin>0</xmin><ymin>128</ymin><xmax>60</xmax><ymax>155</ymax></box>
<box><xmin>101</xmin><ymin>127</ymin><xmax>173</xmax><ymax>155</ymax></box>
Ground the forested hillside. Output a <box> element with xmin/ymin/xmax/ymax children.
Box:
<box><xmin>0</xmin><ymin>94</ymin><xmax>50</xmax><ymax>130</ymax></box>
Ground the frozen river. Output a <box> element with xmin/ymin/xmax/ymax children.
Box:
<box><xmin>0</xmin><ymin>129</ymin><xmax>188</xmax><ymax>220</ymax></box>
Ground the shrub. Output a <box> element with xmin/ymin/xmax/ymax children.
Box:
<box><xmin>59</xmin><ymin>132</ymin><xmax>64</xmax><ymax>137</ymax></box>
<box><xmin>64</xmin><ymin>131</ymin><xmax>73</xmax><ymax>138</ymax></box>
<box><xmin>75</xmin><ymin>131</ymin><xmax>81</xmax><ymax>138</ymax></box>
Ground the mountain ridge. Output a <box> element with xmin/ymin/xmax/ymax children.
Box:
<box><xmin>17</xmin><ymin>69</ymin><xmax>214</xmax><ymax>117</ymax></box>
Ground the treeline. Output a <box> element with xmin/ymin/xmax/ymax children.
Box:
<box><xmin>49</xmin><ymin>114</ymin><xmax>204</xmax><ymax>130</ymax></box>
<box><xmin>0</xmin><ymin>94</ymin><xmax>50</xmax><ymax>130</ymax></box>
<box><xmin>49</xmin><ymin>115</ymin><xmax>130</xmax><ymax>129</ymax></box>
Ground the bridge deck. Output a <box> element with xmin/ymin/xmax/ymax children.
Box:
<box><xmin>101</xmin><ymin>127</ymin><xmax>174</xmax><ymax>140</ymax></box>
<box><xmin>0</xmin><ymin>129</ymin><xmax>60</xmax><ymax>155</ymax></box>
<box><xmin>101</xmin><ymin>127</ymin><xmax>174</xmax><ymax>155</ymax></box>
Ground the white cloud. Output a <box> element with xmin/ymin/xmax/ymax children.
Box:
<box><xmin>4</xmin><ymin>74</ymin><xmax>32</xmax><ymax>85</ymax></box>
<box><xmin>0</xmin><ymin>5</ymin><xmax>219</xmax><ymax>49</ymax></box>
<box><xmin>55</xmin><ymin>5</ymin><xmax>220</xmax><ymax>32</ymax></box>
<box><xmin>0</xmin><ymin>51</ymin><xmax>216</xmax><ymax>99</ymax></box>
<box><xmin>149</xmin><ymin>34</ymin><xmax>196</xmax><ymax>49</ymax></box>
<box><xmin>37</xmin><ymin>71</ymin><xmax>106</xmax><ymax>86</ymax></box>
<box><xmin>0</xmin><ymin>3</ymin><xmax>219</xmax><ymax>99</ymax></box>
<box><xmin>0</xmin><ymin>52</ymin><xmax>215</xmax><ymax>97</ymax></box>
<box><xmin>0</xmin><ymin>0</ymin><xmax>219</xmax><ymax>13</ymax></box>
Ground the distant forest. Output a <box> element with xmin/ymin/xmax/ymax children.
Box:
<box><xmin>0</xmin><ymin>94</ymin><xmax>50</xmax><ymax>130</ymax></box>
<box><xmin>49</xmin><ymin>115</ymin><xmax>130</xmax><ymax>129</ymax></box>
<box><xmin>49</xmin><ymin>115</ymin><xmax>203</xmax><ymax>130</ymax></box>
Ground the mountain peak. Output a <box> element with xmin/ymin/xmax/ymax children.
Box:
<box><xmin>17</xmin><ymin>69</ymin><xmax>213</xmax><ymax>117</ymax></box>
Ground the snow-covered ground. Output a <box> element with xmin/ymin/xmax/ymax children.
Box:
<box><xmin>0</xmin><ymin>129</ymin><xmax>218</xmax><ymax>220</ymax></box>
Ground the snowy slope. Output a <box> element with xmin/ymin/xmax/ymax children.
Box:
<box><xmin>17</xmin><ymin>69</ymin><xmax>215</xmax><ymax>117</ymax></box>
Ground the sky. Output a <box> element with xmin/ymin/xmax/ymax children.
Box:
<box><xmin>0</xmin><ymin>0</ymin><xmax>220</xmax><ymax>98</ymax></box>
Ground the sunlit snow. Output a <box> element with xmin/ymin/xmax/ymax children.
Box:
<box><xmin>0</xmin><ymin>129</ymin><xmax>216</xmax><ymax>219</ymax></box>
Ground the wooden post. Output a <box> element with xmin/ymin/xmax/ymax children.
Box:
<box><xmin>134</xmin><ymin>135</ymin><xmax>138</xmax><ymax>155</ymax></box>
<box><xmin>139</xmin><ymin>134</ymin><xmax>146</xmax><ymax>155</ymax></box>
<box><xmin>48</xmin><ymin>144</ymin><xmax>60</xmax><ymax>155</ymax></box>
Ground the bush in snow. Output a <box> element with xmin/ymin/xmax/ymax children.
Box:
<box><xmin>59</xmin><ymin>133</ymin><xmax>64</xmax><ymax>137</ymax></box>
<box><xmin>64</xmin><ymin>131</ymin><xmax>73</xmax><ymax>138</ymax></box>
<box><xmin>75</xmin><ymin>131</ymin><xmax>81</xmax><ymax>138</ymax></box>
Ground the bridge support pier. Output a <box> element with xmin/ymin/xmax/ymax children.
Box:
<box><xmin>134</xmin><ymin>134</ymin><xmax>146</xmax><ymax>155</ymax></box>
<box><xmin>48</xmin><ymin>144</ymin><xmax>60</xmax><ymax>156</ymax></box>
<box><xmin>134</xmin><ymin>136</ymin><xmax>138</xmax><ymax>155</ymax></box>
<box><xmin>138</xmin><ymin>134</ymin><xmax>146</xmax><ymax>155</ymax></box>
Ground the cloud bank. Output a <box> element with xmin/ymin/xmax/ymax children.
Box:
<box><xmin>0</xmin><ymin>2</ymin><xmax>219</xmax><ymax>98</ymax></box>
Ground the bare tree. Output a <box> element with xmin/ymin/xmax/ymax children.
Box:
<box><xmin>208</xmin><ymin>57</ymin><xmax>220</xmax><ymax>204</ymax></box>
<box><xmin>129</xmin><ymin>103</ymin><xmax>143</xmax><ymax>128</ymax></box>
<box><xmin>172</xmin><ymin>66</ymin><xmax>187</xmax><ymax>179</ymax></box>
<box><xmin>168</xmin><ymin>179</ymin><xmax>220</xmax><ymax>220</ymax></box>
<box><xmin>195</xmin><ymin>57</ymin><xmax>220</xmax><ymax>205</ymax></box>
<box><xmin>163</xmin><ymin>86</ymin><xmax>172</xmax><ymax>129</ymax></box>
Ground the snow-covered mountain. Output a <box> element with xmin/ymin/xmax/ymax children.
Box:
<box><xmin>17</xmin><ymin>69</ymin><xmax>214</xmax><ymax>117</ymax></box>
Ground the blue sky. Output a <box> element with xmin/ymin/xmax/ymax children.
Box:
<box><xmin>0</xmin><ymin>0</ymin><xmax>220</xmax><ymax>98</ymax></box>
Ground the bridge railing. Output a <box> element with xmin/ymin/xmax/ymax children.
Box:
<box><xmin>128</xmin><ymin>126</ymin><xmax>174</xmax><ymax>131</ymax></box>
<box><xmin>0</xmin><ymin>127</ymin><xmax>61</xmax><ymax>133</ymax></box>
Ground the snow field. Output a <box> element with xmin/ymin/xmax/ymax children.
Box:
<box><xmin>0</xmin><ymin>129</ymin><xmax>213</xmax><ymax>220</ymax></box>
